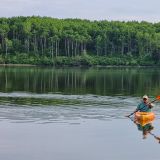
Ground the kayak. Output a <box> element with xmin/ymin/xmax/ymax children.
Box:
<box><xmin>134</xmin><ymin>112</ymin><xmax>155</xmax><ymax>126</ymax></box>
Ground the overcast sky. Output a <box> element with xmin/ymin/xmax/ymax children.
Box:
<box><xmin>0</xmin><ymin>0</ymin><xmax>160</xmax><ymax>22</ymax></box>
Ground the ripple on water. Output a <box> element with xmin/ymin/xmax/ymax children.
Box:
<box><xmin>0</xmin><ymin>92</ymin><xmax>159</xmax><ymax>124</ymax></box>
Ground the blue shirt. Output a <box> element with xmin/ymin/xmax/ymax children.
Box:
<box><xmin>136</xmin><ymin>101</ymin><xmax>151</xmax><ymax>112</ymax></box>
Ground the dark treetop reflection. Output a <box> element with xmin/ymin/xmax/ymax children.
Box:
<box><xmin>0</xmin><ymin>66</ymin><xmax>160</xmax><ymax>96</ymax></box>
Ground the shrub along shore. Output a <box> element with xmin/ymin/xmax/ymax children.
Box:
<box><xmin>0</xmin><ymin>53</ymin><xmax>156</xmax><ymax>66</ymax></box>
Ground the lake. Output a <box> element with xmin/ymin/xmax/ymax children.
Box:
<box><xmin>0</xmin><ymin>66</ymin><xmax>160</xmax><ymax>160</ymax></box>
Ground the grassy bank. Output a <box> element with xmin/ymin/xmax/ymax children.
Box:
<box><xmin>0</xmin><ymin>53</ymin><xmax>157</xmax><ymax>66</ymax></box>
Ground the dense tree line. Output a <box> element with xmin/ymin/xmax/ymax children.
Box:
<box><xmin>0</xmin><ymin>16</ymin><xmax>160</xmax><ymax>65</ymax></box>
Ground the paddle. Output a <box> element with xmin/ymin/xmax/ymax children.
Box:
<box><xmin>149</xmin><ymin>132</ymin><xmax>160</xmax><ymax>143</ymax></box>
<box><xmin>126</xmin><ymin>95</ymin><xmax>160</xmax><ymax>117</ymax></box>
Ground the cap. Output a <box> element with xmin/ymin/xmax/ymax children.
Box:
<box><xmin>143</xmin><ymin>95</ymin><xmax>148</xmax><ymax>99</ymax></box>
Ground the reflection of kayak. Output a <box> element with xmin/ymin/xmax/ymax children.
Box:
<box><xmin>134</xmin><ymin>112</ymin><xmax>155</xmax><ymax>126</ymax></box>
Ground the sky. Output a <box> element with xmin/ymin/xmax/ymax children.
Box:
<box><xmin>0</xmin><ymin>0</ymin><xmax>160</xmax><ymax>22</ymax></box>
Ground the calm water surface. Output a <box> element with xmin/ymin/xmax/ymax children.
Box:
<box><xmin>0</xmin><ymin>66</ymin><xmax>160</xmax><ymax>160</ymax></box>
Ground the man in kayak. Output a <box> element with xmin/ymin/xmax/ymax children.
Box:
<box><xmin>136</xmin><ymin>95</ymin><xmax>154</xmax><ymax>112</ymax></box>
<box><xmin>126</xmin><ymin>95</ymin><xmax>154</xmax><ymax>117</ymax></box>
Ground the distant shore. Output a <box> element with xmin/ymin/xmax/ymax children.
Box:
<box><xmin>0</xmin><ymin>63</ymin><xmax>158</xmax><ymax>68</ymax></box>
<box><xmin>0</xmin><ymin>64</ymin><xmax>36</xmax><ymax>67</ymax></box>
<box><xmin>0</xmin><ymin>53</ymin><xmax>158</xmax><ymax>67</ymax></box>
<box><xmin>0</xmin><ymin>17</ymin><xmax>160</xmax><ymax>67</ymax></box>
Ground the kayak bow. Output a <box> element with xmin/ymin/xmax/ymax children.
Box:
<box><xmin>134</xmin><ymin>112</ymin><xmax>155</xmax><ymax>126</ymax></box>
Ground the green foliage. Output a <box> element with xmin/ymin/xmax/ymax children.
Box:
<box><xmin>0</xmin><ymin>16</ymin><xmax>160</xmax><ymax>66</ymax></box>
<box><xmin>138</xmin><ymin>55</ymin><xmax>155</xmax><ymax>66</ymax></box>
<box><xmin>0</xmin><ymin>55</ymin><xmax>4</xmax><ymax>63</ymax></box>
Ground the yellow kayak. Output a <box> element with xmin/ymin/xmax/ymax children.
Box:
<box><xmin>134</xmin><ymin>112</ymin><xmax>155</xmax><ymax>126</ymax></box>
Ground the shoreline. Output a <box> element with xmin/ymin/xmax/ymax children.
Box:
<box><xmin>0</xmin><ymin>64</ymin><xmax>36</xmax><ymax>67</ymax></box>
<box><xmin>0</xmin><ymin>63</ymin><xmax>158</xmax><ymax>68</ymax></box>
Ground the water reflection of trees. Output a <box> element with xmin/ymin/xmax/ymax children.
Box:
<box><xmin>0</xmin><ymin>67</ymin><xmax>160</xmax><ymax>96</ymax></box>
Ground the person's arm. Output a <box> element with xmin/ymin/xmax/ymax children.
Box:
<box><xmin>148</xmin><ymin>103</ymin><xmax>155</xmax><ymax>109</ymax></box>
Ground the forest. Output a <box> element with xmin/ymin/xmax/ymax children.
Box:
<box><xmin>0</xmin><ymin>16</ymin><xmax>160</xmax><ymax>66</ymax></box>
